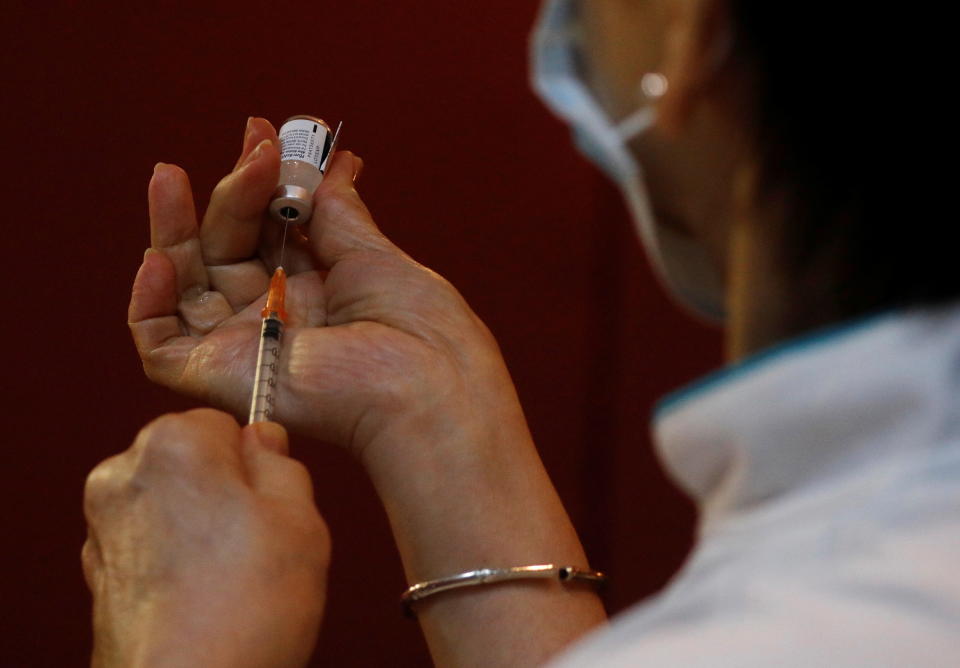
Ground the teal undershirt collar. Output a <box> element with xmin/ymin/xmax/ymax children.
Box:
<box><xmin>652</xmin><ymin>308</ymin><xmax>900</xmax><ymax>422</ymax></box>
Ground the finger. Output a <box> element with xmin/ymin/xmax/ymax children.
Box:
<box><xmin>308</xmin><ymin>151</ymin><xmax>402</xmax><ymax>268</ymax></box>
<box><xmin>129</xmin><ymin>248</ymin><xmax>179</xmax><ymax>326</ymax></box>
<box><xmin>139</xmin><ymin>320</ymin><xmax>259</xmax><ymax>414</ymax></box>
<box><xmin>241</xmin><ymin>422</ymin><xmax>316</xmax><ymax>502</ymax></box>
<box><xmin>129</xmin><ymin>248</ymin><xmax>184</xmax><ymax>352</ymax></box>
<box><xmin>128</xmin><ymin>244</ymin><xmax>232</xmax><ymax>393</ymax></box>
<box><xmin>352</xmin><ymin>154</ymin><xmax>364</xmax><ymax>184</ymax></box>
<box><xmin>147</xmin><ymin>165</ymin><xmax>236</xmax><ymax>335</ymax></box>
<box><xmin>233</xmin><ymin>116</ymin><xmax>280</xmax><ymax>172</ymax></box>
<box><xmin>245</xmin><ymin>421</ymin><xmax>289</xmax><ymax>456</ymax></box>
<box><xmin>81</xmin><ymin>536</ymin><xmax>102</xmax><ymax>591</ymax></box>
<box><xmin>84</xmin><ymin>452</ymin><xmax>129</xmax><ymax>525</ymax></box>
<box><xmin>149</xmin><ymin>163</ymin><xmax>208</xmax><ymax>295</ymax></box>
<box><xmin>207</xmin><ymin>260</ymin><xmax>271</xmax><ymax>311</ymax></box>
<box><xmin>201</xmin><ymin>125</ymin><xmax>281</xmax><ymax>267</ymax></box>
<box><xmin>131</xmin><ymin>409</ymin><xmax>247</xmax><ymax>481</ymax></box>
<box><xmin>129</xmin><ymin>244</ymin><xmax>234</xmax><ymax>342</ymax></box>
<box><xmin>234</xmin><ymin>116</ymin><xmax>256</xmax><ymax>170</ymax></box>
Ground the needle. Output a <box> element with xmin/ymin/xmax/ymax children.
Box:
<box><xmin>278</xmin><ymin>219</ymin><xmax>290</xmax><ymax>270</ymax></box>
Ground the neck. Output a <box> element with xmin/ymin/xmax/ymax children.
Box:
<box><xmin>724</xmin><ymin>175</ymin><xmax>844</xmax><ymax>362</ymax></box>
<box><xmin>725</xmin><ymin>228</ymin><xmax>784</xmax><ymax>360</ymax></box>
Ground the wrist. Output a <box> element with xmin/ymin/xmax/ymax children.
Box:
<box><xmin>358</xmin><ymin>365</ymin><xmax>536</xmax><ymax>518</ymax></box>
<box><xmin>94</xmin><ymin>615</ymin><xmax>315</xmax><ymax>668</ymax></box>
<box><xmin>354</xmin><ymin>343</ymin><xmax>529</xmax><ymax>487</ymax></box>
<box><xmin>346</xmin><ymin>350</ymin><xmax>607</xmax><ymax>666</ymax></box>
<box><xmin>358</xmin><ymin>377</ymin><xmax>591</xmax><ymax>582</ymax></box>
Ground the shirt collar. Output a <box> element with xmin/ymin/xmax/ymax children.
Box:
<box><xmin>653</xmin><ymin>302</ymin><xmax>960</xmax><ymax>529</ymax></box>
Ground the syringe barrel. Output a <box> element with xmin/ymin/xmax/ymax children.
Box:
<box><xmin>248</xmin><ymin>316</ymin><xmax>285</xmax><ymax>424</ymax></box>
<box><xmin>269</xmin><ymin>115</ymin><xmax>334</xmax><ymax>225</ymax></box>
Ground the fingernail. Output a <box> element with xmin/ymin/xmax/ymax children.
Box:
<box><xmin>249</xmin><ymin>421</ymin><xmax>289</xmax><ymax>454</ymax></box>
<box><xmin>153</xmin><ymin>162</ymin><xmax>166</xmax><ymax>175</ymax></box>
<box><xmin>352</xmin><ymin>156</ymin><xmax>364</xmax><ymax>183</ymax></box>
<box><xmin>244</xmin><ymin>116</ymin><xmax>254</xmax><ymax>139</ymax></box>
<box><xmin>144</xmin><ymin>248</ymin><xmax>159</xmax><ymax>261</ymax></box>
<box><xmin>240</xmin><ymin>138</ymin><xmax>271</xmax><ymax>169</ymax></box>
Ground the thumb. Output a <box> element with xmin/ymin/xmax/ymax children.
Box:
<box><xmin>241</xmin><ymin>423</ymin><xmax>315</xmax><ymax>501</ymax></box>
<box><xmin>246</xmin><ymin>421</ymin><xmax>289</xmax><ymax>455</ymax></box>
<box><xmin>308</xmin><ymin>150</ymin><xmax>400</xmax><ymax>267</ymax></box>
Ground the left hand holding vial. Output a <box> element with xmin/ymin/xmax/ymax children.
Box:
<box><xmin>83</xmin><ymin>409</ymin><xmax>329</xmax><ymax>667</ymax></box>
<box><xmin>128</xmin><ymin>117</ymin><xmax>514</xmax><ymax>464</ymax></box>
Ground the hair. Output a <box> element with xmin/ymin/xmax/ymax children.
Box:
<box><xmin>727</xmin><ymin>2</ymin><xmax>954</xmax><ymax>318</ymax></box>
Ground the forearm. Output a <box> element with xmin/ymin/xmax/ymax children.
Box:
<box><xmin>362</xmin><ymin>386</ymin><xmax>608</xmax><ymax>667</ymax></box>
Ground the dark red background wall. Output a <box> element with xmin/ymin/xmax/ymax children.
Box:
<box><xmin>1</xmin><ymin>2</ymin><xmax>720</xmax><ymax>665</ymax></box>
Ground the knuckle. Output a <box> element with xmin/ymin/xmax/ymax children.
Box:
<box><xmin>283</xmin><ymin>458</ymin><xmax>315</xmax><ymax>493</ymax></box>
<box><xmin>134</xmin><ymin>413</ymin><xmax>206</xmax><ymax>472</ymax></box>
<box><xmin>141</xmin><ymin>357</ymin><xmax>162</xmax><ymax>383</ymax></box>
<box><xmin>81</xmin><ymin>539</ymin><xmax>100</xmax><ymax>574</ymax></box>
<box><xmin>143</xmin><ymin>437</ymin><xmax>200</xmax><ymax>472</ymax></box>
<box><xmin>83</xmin><ymin>454</ymin><xmax>127</xmax><ymax>519</ymax></box>
<box><xmin>133</xmin><ymin>409</ymin><xmax>237</xmax><ymax>473</ymax></box>
<box><xmin>140</xmin><ymin>348</ymin><xmax>182</xmax><ymax>388</ymax></box>
<box><xmin>291</xmin><ymin>504</ymin><xmax>331</xmax><ymax>572</ymax></box>
<box><xmin>81</xmin><ymin>546</ymin><xmax>96</xmax><ymax>589</ymax></box>
<box><xmin>184</xmin><ymin>408</ymin><xmax>242</xmax><ymax>443</ymax></box>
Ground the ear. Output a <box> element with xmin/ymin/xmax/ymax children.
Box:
<box><xmin>657</xmin><ymin>0</ymin><xmax>735</xmax><ymax>136</ymax></box>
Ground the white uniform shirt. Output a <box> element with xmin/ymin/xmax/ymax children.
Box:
<box><xmin>552</xmin><ymin>303</ymin><xmax>960</xmax><ymax>666</ymax></box>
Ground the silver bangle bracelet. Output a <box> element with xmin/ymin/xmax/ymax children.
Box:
<box><xmin>401</xmin><ymin>564</ymin><xmax>607</xmax><ymax>617</ymax></box>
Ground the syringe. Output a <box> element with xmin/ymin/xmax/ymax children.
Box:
<box><xmin>249</xmin><ymin>114</ymin><xmax>340</xmax><ymax>424</ymax></box>
<box><xmin>248</xmin><ymin>267</ymin><xmax>288</xmax><ymax>424</ymax></box>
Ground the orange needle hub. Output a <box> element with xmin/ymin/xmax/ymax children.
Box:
<box><xmin>262</xmin><ymin>267</ymin><xmax>288</xmax><ymax>321</ymax></box>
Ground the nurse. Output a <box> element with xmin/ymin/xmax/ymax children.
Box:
<box><xmin>84</xmin><ymin>0</ymin><xmax>958</xmax><ymax>665</ymax></box>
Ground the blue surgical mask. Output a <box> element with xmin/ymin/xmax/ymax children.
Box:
<box><xmin>530</xmin><ymin>0</ymin><xmax>726</xmax><ymax>322</ymax></box>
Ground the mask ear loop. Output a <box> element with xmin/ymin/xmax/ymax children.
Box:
<box><xmin>615</xmin><ymin>72</ymin><xmax>668</xmax><ymax>139</ymax></box>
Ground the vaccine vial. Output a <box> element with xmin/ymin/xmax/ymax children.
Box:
<box><xmin>269</xmin><ymin>115</ymin><xmax>335</xmax><ymax>225</ymax></box>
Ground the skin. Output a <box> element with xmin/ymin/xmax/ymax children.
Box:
<box><xmin>104</xmin><ymin>123</ymin><xmax>606</xmax><ymax>667</ymax></box>
<box><xmin>83</xmin><ymin>412</ymin><xmax>328</xmax><ymax>667</ymax></box>
<box><xmin>85</xmin><ymin>0</ymin><xmax>818</xmax><ymax>665</ymax></box>
<box><xmin>583</xmin><ymin>0</ymin><xmax>834</xmax><ymax>359</ymax></box>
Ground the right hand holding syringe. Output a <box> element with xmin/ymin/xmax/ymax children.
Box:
<box><xmin>128</xmin><ymin>117</ymin><xmax>520</xmax><ymax>461</ymax></box>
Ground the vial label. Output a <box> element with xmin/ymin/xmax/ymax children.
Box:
<box><xmin>278</xmin><ymin>119</ymin><xmax>330</xmax><ymax>169</ymax></box>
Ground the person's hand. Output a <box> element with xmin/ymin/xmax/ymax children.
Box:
<box><xmin>127</xmin><ymin>119</ymin><xmax>606</xmax><ymax>666</ymax></box>
<box><xmin>129</xmin><ymin>117</ymin><xmax>515</xmax><ymax>465</ymax></box>
<box><xmin>82</xmin><ymin>409</ymin><xmax>328</xmax><ymax>668</ymax></box>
